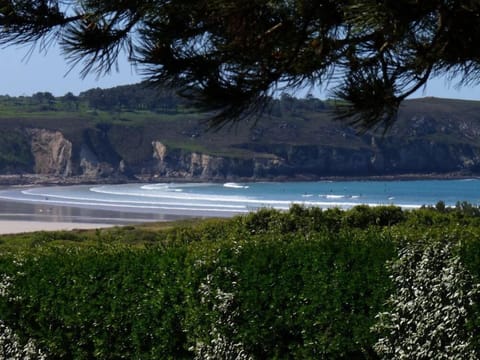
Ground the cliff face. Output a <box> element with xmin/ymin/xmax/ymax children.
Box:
<box><xmin>148</xmin><ymin>141</ymin><xmax>282</xmax><ymax>179</ymax></box>
<box><xmin>17</xmin><ymin>128</ymin><xmax>480</xmax><ymax>182</ymax></box>
<box><xmin>153</xmin><ymin>148</ymin><xmax>288</xmax><ymax>179</ymax></box>
<box><xmin>27</xmin><ymin>129</ymin><xmax>73</xmax><ymax>176</ymax></box>
<box><xmin>2</xmin><ymin>97</ymin><xmax>480</xmax><ymax>182</ymax></box>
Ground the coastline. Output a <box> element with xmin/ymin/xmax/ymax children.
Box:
<box><xmin>0</xmin><ymin>174</ymin><xmax>477</xmax><ymax>235</ymax></box>
<box><xmin>0</xmin><ymin>197</ymin><xmax>191</xmax><ymax>235</ymax></box>
<box><xmin>0</xmin><ymin>171</ymin><xmax>478</xmax><ymax>188</ymax></box>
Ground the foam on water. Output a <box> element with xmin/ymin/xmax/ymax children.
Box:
<box><xmin>0</xmin><ymin>179</ymin><xmax>478</xmax><ymax>217</ymax></box>
<box><xmin>20</xmin><ymin>187</ymin><xmax>247</xmax><ymax>210</ymax></box>
<box><xmin>224</xmin><ymin>182</ymin><xmax>249</xmax><ymax>189</ymax></box>
<box><xmin>321</xmin><ymin>194</ymin><xmax>345</xmax><ymax>199</ymax></box>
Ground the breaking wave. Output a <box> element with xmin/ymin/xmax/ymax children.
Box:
<box><xmin>0</xmin><ymin>179</ymin><xmax>477</xmax><ymax>218</ymax></box>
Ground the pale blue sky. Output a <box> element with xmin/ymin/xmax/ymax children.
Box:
<box><xmin>2</xmin><ymin>45</ymin><xmax>480</xmax><ymax>100</ymax></box>
<box><xmin>1</xmin><ymin>45</ymin><xmax>141</xmax><ymax>96</ymax></box>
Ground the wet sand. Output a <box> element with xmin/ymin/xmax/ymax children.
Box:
<box><xmin>0</xmin><ymin>197</ymin><xmax>192</xmax><ymax>235</ymax></box>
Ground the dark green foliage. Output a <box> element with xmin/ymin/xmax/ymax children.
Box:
<box><xmin>343</xmin><ymin>205</ymin><xmax>405</xmax><ymax>228</ymax></box>
<box><xmin>0</xmin><ymin>247</ymin><xmax>190</xmax><ymax>359</ymax></box>
<box><xmin>78</xmin><ymin>82</ymin><xmax>188</xmax><ymax>113</ymax></box>
<box><xmin>240</xmin><ymin>205</ymin><xmax>342</xmax><ymax>235</ymax></box>
<box><xmin>403</xmin><ymin>204</ymin><xmax>480</xmax><ymax>228</ymax></box>
<box><xmin>235</xmin><ymin>229</ymin><xmax>393</xmax><ymax>358</ymax></box>
<box><xmin>0</xmin><ymin>129</ymin><xmax>33</xmax><ymax>171</ymax></box>
<box><xmin>3</xmin><ymin>1</ymin><xmax>480</xmax><ymax>127</ymax></box>
<box><xmin>1</xmin><ymin>205</ymin><xmax>480</xmax><ymax>358</ymax></box>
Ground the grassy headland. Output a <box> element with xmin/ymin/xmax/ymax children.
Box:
<box><xmin>1</xmin><ymin>84</ymin><xmax>480</xmax><ymax>181</ymax></box>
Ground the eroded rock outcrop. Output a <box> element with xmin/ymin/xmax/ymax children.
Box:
<box><xmin>152</xmin><ymin>141</ymin><xmax>167</xmax><ymax>163</ymax></box>
<box><xmin>148</xmin><ymin>141</ymin><xmax>289</xmax><ymax>180</ymax></box>
<box><xmin>23</xmin><ymin>128</ymin><xmax>125</xmax><ymax>182</ymax></box>
<box><xmin>27</xmin><ymin>129</ymin><xmax>73</xmax><ymax>176</ymax></box>
<box><xmin>150</xmin><ymin>143</ymin><xmax>229</xmax><ymax>179</ymax></box>
<box><xmin>79</xmin><ymin>144</ymin><xmax>117</xmax><ymax>178</ymax></box>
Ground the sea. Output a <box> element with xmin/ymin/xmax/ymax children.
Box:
<box><xmin>0</xmin><ymin>179</ymin><xmax>479</xmax><ymax>223</ymax></box>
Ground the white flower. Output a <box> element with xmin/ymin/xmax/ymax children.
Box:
<box><xmin>373</xmin><ymin>240</ymin><xmax>478</xmax><ymax>359</ymax></box>
<box><xmin>0</xmin><ymin>320</ymin><xmax>47</xmax><ymax>359</ymax></box>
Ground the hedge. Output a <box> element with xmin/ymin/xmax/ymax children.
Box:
<box><xmin>0</xmin><ymin>205</ymin><xmax>479</xmax><ymax>359</ymax></box>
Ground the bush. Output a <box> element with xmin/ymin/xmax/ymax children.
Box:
<box><xmin>373</xmin><ymin>239</ymin><xmax>479</xmax><ymax>359</ymax></box>
<box><xmin>0</xmin><ymin>247</ymin><xmax>190</xmax><ymax>359</ymax></box>
<box><xmin>343</xmin><ymin>205</ymin><xmax>404</xmax><ymax>228</ymax></box>
<box><xmin>0</xmin><ymin>205</ymin><xmax>480</xmax><ymax>358</ymax></box>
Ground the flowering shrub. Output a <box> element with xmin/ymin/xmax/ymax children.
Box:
<box><xmin>373</xmin><ymin>240</ymin><xmax>480</xmax><ymax>359</ymax></box>
<box><xmin>192</xmin><ymin>267</ymin><xmax>252</xmax><ymax>360</ymax></box>
<box><xmin>0</xmin><ymin>268</ymin><xmax>46</xmax><ymax>359</ymax></box>
<box><xmin>0</xmin><ymin>320</ymin><xmax>46</xmax><ymax>360</ymax></box>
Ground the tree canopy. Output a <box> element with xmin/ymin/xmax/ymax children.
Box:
<box><xmin>1</xmin><ymin>1</ymin><xmax>479</xmax><ymax>128</ymax></box>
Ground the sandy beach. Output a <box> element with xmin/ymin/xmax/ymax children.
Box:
<box><xmin>0</xmin><ymin>220</ymin><xmax>116</xmax><ymax>235</ymax></box>
<box><xmin>0</xmin><ymin>195</ymin><xmax>176</xmax><ymax>235</ymax></box>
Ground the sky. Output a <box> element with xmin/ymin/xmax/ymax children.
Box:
<box><xmin>2</xmin><ymin>44</ymin><xmax>480</xmax><ymax>101</ymax></box>
<box><xmin>1</xmin><ymin>45</ymin><xmax>141</xmax><ymax>97</ymax></box>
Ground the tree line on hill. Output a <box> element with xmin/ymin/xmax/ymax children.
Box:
<box><xmin>3</xmin><ymin>1</ymin><xmax>480</xmax><ymax>129</ymax></box>
<box><xmin>1</xmin><ymin>83</ymin><xmax>328</xmax><ymax>116</ymax></box>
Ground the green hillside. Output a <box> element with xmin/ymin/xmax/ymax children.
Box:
<box><xmin>0</xmin><ymin>84</ymin><xmax>479</xmax><ymax>179</ymax></box>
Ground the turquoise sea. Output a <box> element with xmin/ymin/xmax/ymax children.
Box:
<box><xmin>0</xmin><ymin>179</ymin><xmax>479</xmax><ymax>219</ymax></box>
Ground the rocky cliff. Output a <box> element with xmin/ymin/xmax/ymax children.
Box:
<box><xmin>1</xmin><ymin>97</ymin><xmax>480</xmax><ymax>183</ymax></box>
<box><xmin>27</xmin><ymin>129</ymin><xmax>73</xmax><ymax>176</ymax></box>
